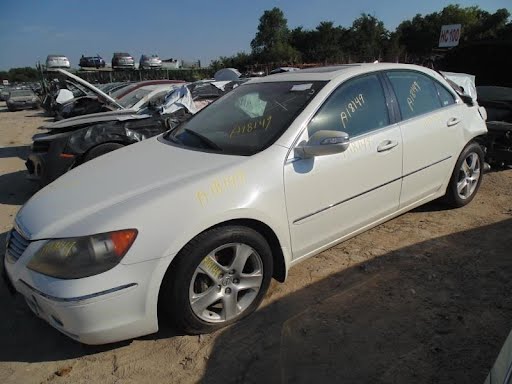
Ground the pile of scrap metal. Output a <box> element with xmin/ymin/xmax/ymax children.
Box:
<box><xmin>476</xmin><ymin>85</ymin><xmax>512</xmax><ymax>168</ymax></box>
<box><xmin>440</xmin><ymin>71</ymin><xmax>512</xmax><ymax>169</ymax></box>
<box><xmin>39</xmin><ymin>69</ymin><xmax>186</xmax><ymax>121</ymax></box>
<box><xmin>39</xmin><ymin>70</ymin><xmax>124</xmax><ymax>119</ymax></box>
<box><xmin>26</xmin><ymin>78</ymin><xmax>245</xmax><ymax>186</ymax></box>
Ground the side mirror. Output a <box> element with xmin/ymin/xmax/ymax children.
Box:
<box><xmin>296</xmin><ymin>130</ymin><xmax>350</xmax><ymax>159</ymax></box>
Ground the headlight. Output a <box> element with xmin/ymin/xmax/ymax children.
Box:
<box><xmin>27</xmin><ymin>229</ymin><xmax>137</xmax><ymax>279</ymax></box>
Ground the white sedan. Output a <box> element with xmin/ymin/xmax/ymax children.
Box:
<box><xmin>3</xmin><ymin>63</ymin><xmax>487</xmax><ymax>344</ymax></box>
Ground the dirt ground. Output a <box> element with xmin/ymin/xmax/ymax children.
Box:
<box><xmin>0</xmin><ymin>101</ymin><xmax>511</xmax><ymax>384</ymax></box>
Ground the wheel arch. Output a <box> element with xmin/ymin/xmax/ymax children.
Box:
<box><xmin>161</xmin><ymin>218</ymin><xmax>287</xmax><ymax>285</ymax></box>
<box><xmin>78</xmin><ymin>140</ymin><xmax>130</xmax><ymax>164</ymax></box>
<box><xmin>154</xmin><ymin>217</ymin><xmax>288</xmax><ymax>329</ymax></box>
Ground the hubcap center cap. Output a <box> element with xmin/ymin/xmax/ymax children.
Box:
<box><xmin>221</xmin><ymin>276</ymin><xmax>232</xmax><ymax>286</ymax></box>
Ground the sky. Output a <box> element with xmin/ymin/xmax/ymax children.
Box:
<box><xmin>0</xmin><ymin>0</ymin><xmax>510</xmax><ymax>70</ymax></box>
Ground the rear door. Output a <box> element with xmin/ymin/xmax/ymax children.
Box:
<box><xmin>385</xmin><ymin>70</ymin><xmax>464</xmax><ymax>208</ymax></box>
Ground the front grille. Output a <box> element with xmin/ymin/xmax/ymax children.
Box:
<box><xmin>6</xmin><ymin>227</ymin><xmax>30</xmax><ymax>262</ymax></box>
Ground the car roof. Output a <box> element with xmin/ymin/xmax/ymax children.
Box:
<box><xmin>247</xmin><ymin>63</ymin><xmax>435</xmax><ymax>83</ymax></box>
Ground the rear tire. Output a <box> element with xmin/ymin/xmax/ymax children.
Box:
<box><xmin>159</xmin><ymin>226</ymin><xmax>273</xmax><ymax>334</ymax></box>
<box><xmin>444</xmin><ymin>142</ymin><xmax>484</xmax><ymax>207</ymax></box>
<box><xmin>82</xmin><ymin>143</ymin><xmax>124</xmax><ymax>163</ymax></box>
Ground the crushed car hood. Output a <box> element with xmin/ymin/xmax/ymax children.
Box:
<box><xmin>17</xmin><ymin>137</ymin><xmax>244</xmax><ymax>239</ymax></box>
<box><xmin>49</xmin><ymin>68</ymin><xmax>123</xmax><ymax>109</ymax></box>
<box><xmin>41</xmin><ymin>109</ymin><xmax>142</xmax><ymax>130</ymax></box>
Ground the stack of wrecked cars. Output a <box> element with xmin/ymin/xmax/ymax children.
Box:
<box><xmin>26</xmin><ymin>74</ymin><xmax>244</xmax><ymax>185</ymax></box>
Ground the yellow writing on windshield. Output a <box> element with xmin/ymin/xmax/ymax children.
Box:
<box><xmin>230</xmin><ymin>115</ymin><xmax>272</xmax><ymax>138</ymax></box>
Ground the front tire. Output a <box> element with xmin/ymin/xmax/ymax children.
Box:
<box><xmin>445</xmin><ymin>142</ymin><xmax>484</xmax><ymax>207</ymax></box>
<box><xmin>159</xmin><ymin>226</ymin><xmax>273</xmax><ymax>334</ymax></box>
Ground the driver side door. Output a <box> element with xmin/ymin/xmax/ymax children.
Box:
<box><xmin>284</xmin><ymin>73</ymin><xmax>403</xmax><ymax>260</ymax></box>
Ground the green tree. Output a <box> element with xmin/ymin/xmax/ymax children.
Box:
<box><xmin>348</xmin><ymin>14</ymin><xmax>389</xmax><ymax>62</ymax></box>
<box><xmin>396</xmin><ymin>5</ymin><xmax>511</xmax><ymax>59</ymax></box>
<box><xmin>210</xmin><ymin>52</ymin><xmax>254</xmax><ymax>72</ymax></box>
<box><xmin>250</xmin><ymin>7</ymin><xmax>299</xmax><ymax>64</ymax></box>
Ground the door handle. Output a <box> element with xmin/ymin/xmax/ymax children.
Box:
<box><xmin>377</xmin><ymin>140</ymin><xmax>398</xmax><ymax>152</ymax></box>
<box><xmin>447</xmin><ymin>117</ymin><xmax>460</xmax><ymax>127</ymax></box>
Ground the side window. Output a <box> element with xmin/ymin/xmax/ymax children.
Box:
<box><xmin>307</xmin><ymin>74</ymin><xmax>389</xmax><ymax>138</ymax></box>
<box><xmin>386</xmin><ymin>71</ymin><xmax>442</xmax><ymax>120</ymax></box>
<box><xmin>434</xmin><ymin>82</ymin><xmax>456</xmax><ymax>107</ymax></box>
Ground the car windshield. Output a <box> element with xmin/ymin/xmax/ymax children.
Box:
<box><xmin>118</xmin><ymin>88</ymin><xmax>153</xmax><ymax>108</ymax></box>
<box><xmin>164</xmin><ymin>81</ymin><xmax>326</xmax><ymax>156</ymax></box>
<box><xmin>10</xmin><ymin>90</ymin><xmax>34</xmax><ymax>97</ymax></box>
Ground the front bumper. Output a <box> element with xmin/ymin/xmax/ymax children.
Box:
<box><xmin>3</xmin><ymin>241</ymin><xmax>167</xmax><ymax>344</ymax></box>
<box><xmin>26</xmin><ymin>133</ymin><xmax>75</xmax><ymax>185</ymax></box>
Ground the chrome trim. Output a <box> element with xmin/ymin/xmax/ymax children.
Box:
<box><xmin>19</xmin><ymin>281</ymin><xmax>138</xmax><ymax>303</ymax></box>
<box><xmin>293</xmin><ymin>176</ymin><xmax>402</xmax><ymax>224</ymax></box>
<box><xmin>292</xmin><ymin>155</ymin><xmax>452</xmax><ymax>224</ymax></box>
<box><xmin>403</xmin><ymin>155</ymin><xmax>452</xmax><ymax>178</ymax></box>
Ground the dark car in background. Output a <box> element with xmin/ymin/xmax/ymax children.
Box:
<box><xmin>79</xmin><ymin>55</ymin><xmax>106</xmax><ymax>68</ymax></box>
<box><xmin>6</xmin><ymin>89</ymin><xmax>40</xmax><ymax>111</ymax></box>
<box><xmin>112</xmin><ymin>52</ymin><xmax>135</xmax><ymax>70</ymax></box>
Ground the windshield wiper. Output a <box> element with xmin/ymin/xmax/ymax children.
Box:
<box><xmin>184</xmin><ymin>129</ymin><xmax>223</xmax><ymax>151</ymax></box>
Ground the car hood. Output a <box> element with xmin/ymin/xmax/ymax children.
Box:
<box><xmin>49</xmin><ymin>68</ymin><xmax>123</xmax><ymax>109</ymax></box>
<box><xmin>41</xmin><ymin>109</ymin><xmax>140</xmax><ymax>130</ymax></box>
<box><xmin>17</xmin><ymin>137</ymin><xmax>244</xmax><ymax>239</ymax></box>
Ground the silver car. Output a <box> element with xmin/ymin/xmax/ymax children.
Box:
<box><xmin>46</xmin><ymin>55</ymin><xmax>70</xmax><ymax>69</ymax></box>
<box><xmin>6</xmin><ymin>89</ymin><xmax>40</xmax><ymax>111</ymax></box>
<box><xmin>140</xmin><ymin>54</ymin><xmax>162</xmax><ymax>69</ymax></box>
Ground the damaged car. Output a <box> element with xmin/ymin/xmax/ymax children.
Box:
<box><xmin>26</xmin><ymin>80</ymin><xmax>242</xmax><ymax>185</ymax></box>
<box><xmin>6</xmin><ymin>89</ymin><xmax>40</xmax><ymax>111</ymax></box>
<box><xmin>475</xmin><ymin>86</ymin><xmax>512</xmax><ymax>168</ymax></box>
<box><xmin>44</xmin><ymin>69</ymin><xmax>184</xmax><ymax>120</ymax></box>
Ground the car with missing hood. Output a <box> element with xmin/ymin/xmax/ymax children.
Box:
<box><xmin>6</xmin><ymin>89</ymin><xmax>40</xmax><ymax>111</ymax></box>
<box><xmin>4</xmin><ymin>63</ymin><xmax>487</xmax><ymax>345</ymax></box>
<box><xmin>26</xmin><ymin>79</ymin><xmax>241</xmax><ymax>185</ymax></box>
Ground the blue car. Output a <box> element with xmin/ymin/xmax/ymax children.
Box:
<box><xmin>79</xmin><ymin>55</ymin><xmax>106</xmax><ymax>68</ymax></box>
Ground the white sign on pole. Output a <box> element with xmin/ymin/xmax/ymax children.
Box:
<box><xmin>439</xmin><ymin>24</ymin><xmax>462</xmax><ymax>48</ymax></box>
<box><xmin>2</xmin><ymin>80</ymin><xmax>8</xmax><ymax>86</ymax></box>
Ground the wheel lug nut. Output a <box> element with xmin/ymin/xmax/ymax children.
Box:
<box><xmin>233</xmin><ymin>279</ymin><xmax>239</xmax><ymax>284</ymax></box>
<box><xmin>219</xmin><ymin>273</ymin><xmax>224</xmax><ymax>279</ymax></box>
<box><xmin>225</xmin><ymin>287</ymin><xmax>232</xmax><ymax>294</ymax></box>
<box><xmin>229</xmin><ymin>270</ymin><xmax>235</xmax><ymax>275</ymax></box>
<box><xmin>217</xmin><ymin>285</ymin><xmax>221</xmax><ymax>291</ymax></box>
